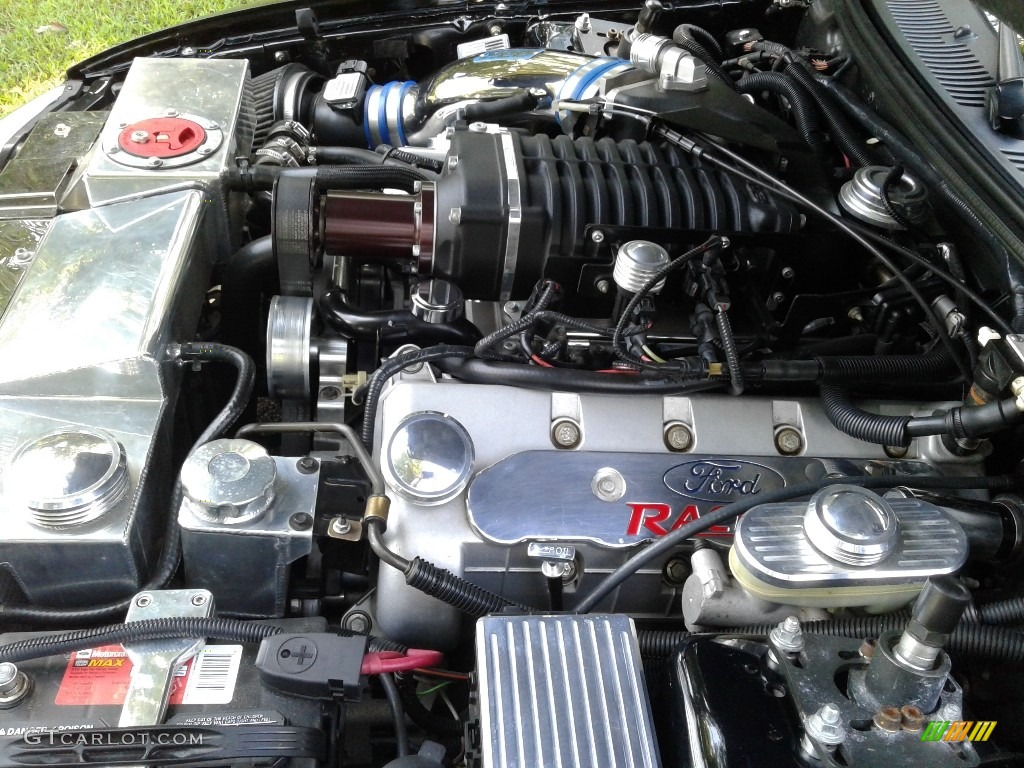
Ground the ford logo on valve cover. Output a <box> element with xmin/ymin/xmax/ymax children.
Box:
<box><xmin>663</xmin><ymin>459</ymin><xmax>786</xmax><ymax>502</ymax></box>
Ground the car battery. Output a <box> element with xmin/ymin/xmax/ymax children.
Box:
<box><xmin>0</xmin><ymin>618</ymin><xmax>335</xmax><ymax>768</ymax></box>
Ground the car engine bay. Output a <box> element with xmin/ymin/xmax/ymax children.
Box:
<box><xmin>0</xmin><ymin>0</ymin><xmax>1024</xmax><ymax>765</ymax></box>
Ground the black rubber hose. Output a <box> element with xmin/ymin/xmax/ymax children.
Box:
<box><xmin>380</xmin><ymin>672</ymin><xmax>410</xmax><ymax>758</ymax></box>
<box><xmin>575</xmin><ymin>473</ymin><xmax>1016</xmax><ymax>614</ymax></box>
<box><xmin>672</xmin><ymin>36</ymin><xmax>738</xmax><ymax>91</ymax></box>
<box><xmin>822</xmin><ymin>385</ymin><xmax>1024</xmax><ymax>446</ymax></box>
<box><xmin>220</xmin><ymin>236</ymin><xmax>277</xmax><ymax>356</ymax></box>
<box><xmin>672</xmin><ymin>24</ymin><xmax>724</xmax><ymax>61</ymax></box>
<box><xmin>715</xmin><ymin>306</ymin><xmax>744</xmax><ymax>395</ymax></box>
<box><xmin>365</xmin><ymin>518</ymin><xmax>533</xmax><ymax>619</ymax></box>
<box><xmin>0</xmin><ymin>618</ymin><xmax>281</xmax><ymax>664</ymax></box>
<box><xmin>397</xmin><ymin>680</ymin><xmax>465</xmax><ymax>737</ymax></box>
<box><xmin>750</xmin><ymin>41</ymin><xmax>873</xmax><ymax>166</ymax></box>
<box><xmin>637</xmin><ymin>630</ymin><xmax>692</xmax><ymax>658</ymax></box>
<box><xmin>821</xmin><ymin>384</ymin><xmax>913</xmax><ymax>446</ymax></box>
<box><xmin>747</xmin><ymin>349</ymin><xmax>958</xmax><ymax>386</ymax></box>
<box><xmin>359</xmin><ymin>345</ymin><xmax>477</xmax><ymax>449</ymax></box>
<box><xmin>815</xmin><ymin>348</ymin><xmax>956</xmax><ymax>385</ymax></box>
<box><xmin>816</xmin><ymin>74</ymin><xmax>1024</xmax><ymax>333</ymax></box>
<box><xmin>736</xmin><ymin>71</ymin><xmax>823</xmax><ymax>156</ymax></box>
<box><xmin>734</xmin><ymin>617</ymin><xmax>1024</xmax><ymax>664</ymax></box>
<box><xmin>464</xmin><ymin>90</ymin><xmax>543</xmax><ymax>122</ymax></box>
<box><xmin>320</xmin><ymin>288</ymin><xmax>482</xmax><ymax>348</ymax></box>
<box><xmin>0</xmin><ymin>343</ymin><xmax>256</xmax><ymax>626</ymax></box>
<box><xmin>313</xmin><ymin>146</ymin><xmax>385</xmax><ymax>165</ymax></box>
<box><xmin>404</xmin><ymin>558</ymin><xmax>534</xmax><ymax>618</ymax></box>
<box><xmin>437</xmin><ymin>358</ymin><xmax>725</xmax><ymax>396</ymax></box>
<box><xmin>375</xmin><ymin>145</ymin><xmax>446</xmax><ymax>174</ymax></box>
<box><xmin>978</xmin><ymin>597</ymin><xmax>1024</xmax><ymax>625</ymax></box>
<box><xmin>225</xmin><ymin>164</ymin><xmax>428</xmax><ymax>194</ymax></box>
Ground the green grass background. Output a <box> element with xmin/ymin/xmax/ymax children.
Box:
<box><xmin>0</xmin><ymin>0</ymin><xmax>261</xmax><ymax>116</ymax></box>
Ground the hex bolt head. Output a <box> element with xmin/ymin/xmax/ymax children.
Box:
<box><xmin>190</xmin><ymin>593</ymin><xmax>208</xmax><ymax>607</ymax></box>
<box><xmin>774</xmin><ymin>426</ymin><xmax>803</xmax><ymax>456</ymax></box>
<box><xmin>447</xmin><ymin>155</ymin><xmax>459</xmax><ymax>171</ymax></box>
<box><xmin>591</xmin><ymin>467</ymin><xmax>626</xmax><ymax>502</ymax></box>
<box><xmin>591</xmin><ymin>230</ymin><xmax>605</xmax><ymax>244</ymax></box>
<box><xmin>147</xmin><ymin>158</ymin><xmax>164</xmax><ymax>168</ymax></box>
<box><xmin>198</xmin><ymin>145</ymin><xmax>214</xmax><ymax>155</ymax></box>
<box><xmin>805</xmin><ymin>703</ymin><xmax>846</xmax><ymax>747</ymax></box>
<box><xmin>164</xmin><ymin>108</ymin><xmax>179</xmax><ymax>117</ymax></box>
<box><xmin>344</xmin><ymin>611</ymin><xmax>371</xmax><ymax>633</ymax></box>
<box><xmin>330</xmin><ymin>517</ymin><xmax>353</xmax><ymax>536</ymax></box>
<box><xmin>296</xmin><ymin>456</ymin><xmax>319</xmax><ymax>474</ymax></box>
<box><xmin>770</xmin><ymin>615</ymin><xmax>805</xmax><ymax>653</ymax></box>
<box><xmin>130</xmin><ymin>130</ymin><xmax>150</xmax><ymax>143</ymax></box>
<box><xmin>489</xmin><ymin>23</ymin><xmax>503</xmax><ymax>35</ymax></box>
<box><xmin>551</xmin><ymin>419</ymin><xmax>582</xmax><ymax>449</ymax></box>
<box><xmin>135</xmin><ymin>594</ymin><xmax>153</xmax><ymax>608</ymax></box>
<box><xmin>664</xmin><ymin>423</ymin><xmax>694</xmax><ymax>452</ymax></box>
<box><xmin>595</xmin><ymin>278</ymin><xmax>611</xmax><ymax>294</ymax></box>
<box><xmin>448</xmin><ymin>207</ymin><xmax>462</xmax><ymax>225</ymax></box>
<box><xmin>663</xmin><ymin>557</ymin><xmax>689</xmax><ymax>586</ymax></box>
<box><xmin>289</xmin><ymin>512</ymin><xmax>313</xmax><ymax>531</ymax></box>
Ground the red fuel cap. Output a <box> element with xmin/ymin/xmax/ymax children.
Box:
<box><xmin>118</xmin><ymin>116</ymin><xmax>207</xmax><ymax>158</ymax></box>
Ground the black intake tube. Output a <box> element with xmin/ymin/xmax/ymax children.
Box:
<box><xmin>225</xmin><ymin>164</ymin><xmax>428</xmax><ymax>194</ymax></box>
<box><xmin>220</xmin><ymin>236</ymin><xmax>277</xmax><ymax>357</ymax></box>
<box><xmin>320</xmin><ymin>288</ymin><xmax>481</xmax><ymax>348</ymax></box>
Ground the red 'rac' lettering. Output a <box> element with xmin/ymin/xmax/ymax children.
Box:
<box><xmin>669</xmin><ymin>504</ymin><xmax>733</xmax><ymax>535</ymax></box>
<box><xmin>626</xmin><ymin>503</ymin><xmax>671</xmax><ymax>536</ymax></box>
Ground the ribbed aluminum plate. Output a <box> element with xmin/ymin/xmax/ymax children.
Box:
<box><xmin>475</xmin><ymin>615</ymin><xmax>660</xmax><ymax>768</ymax></box>
<box><xmin>732</xmin><ymin>499</ymin><xmax>969</xmax><ymax>588</ymax></box>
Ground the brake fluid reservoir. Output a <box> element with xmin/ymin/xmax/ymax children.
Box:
<box><xmin>729</xmin><ymin>485</ymin><xmax>969</xmax><ymax>612</ymax></box>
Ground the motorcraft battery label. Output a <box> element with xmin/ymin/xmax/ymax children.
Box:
<box><xmin>55</xmin><ymin>644</ymin><xmax>243</xmax><ymax>707</ymax></box>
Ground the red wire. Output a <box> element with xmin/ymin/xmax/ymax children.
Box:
<box><xmin>530</xmin><ymin>354</ymin><xmax>554</xmax><ymax>368</ymax></box>
<box><xmin>361</xmin><ymin>648</ymin><xmax>444</xmax><ymax>675</ymax></box>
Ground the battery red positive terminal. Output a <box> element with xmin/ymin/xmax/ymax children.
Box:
<box><xmin>118</xmin><ymin>116</ymin><xmax>208</xmax><ymax>158</ymax></box>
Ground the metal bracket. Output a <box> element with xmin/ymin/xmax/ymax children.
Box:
<box><xmin>118</xmin><ymin>589</ymin><xmax>214</xmax><ymax>727</ymax></box>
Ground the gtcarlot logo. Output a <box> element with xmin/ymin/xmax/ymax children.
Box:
<box><xmin>24</xmin><ymin>731</ymin><xmax>205</xmax><ymax>747</ymax></box>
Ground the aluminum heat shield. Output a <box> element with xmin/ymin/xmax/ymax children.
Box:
<box><xmin>474</xmin><ymin>614</ymin><xmax>660</xmax><ymax>768</ymax></box>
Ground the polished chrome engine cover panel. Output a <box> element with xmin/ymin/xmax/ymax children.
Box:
<box><xmin>372</xmin><ymin>374</ymin><xmax>982</xmax><ymax>648</ymax></box>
